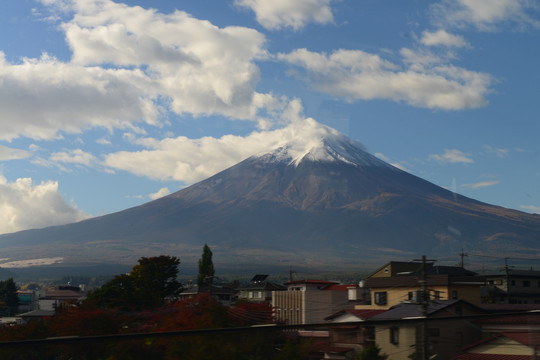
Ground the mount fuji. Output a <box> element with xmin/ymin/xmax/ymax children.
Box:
<box><xmin>1</xmin><ymin>120</ymin><xmax>540</xmax><ymax>273</ymax></box>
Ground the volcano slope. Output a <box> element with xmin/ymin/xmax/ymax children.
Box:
<box><xmin>1</xmin><ymin>123</ymin><xmax>539</xmax><ymax>271</ymax></box>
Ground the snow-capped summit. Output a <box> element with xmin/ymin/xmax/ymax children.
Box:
<box><xmin>1</xmin><ymin>118</ymin><xmax>539</xmax><ymax>273</ymax></box>
<box><xmin>254</xmin><ymin>118</ymin><xmax>392</xmax><ymax>169</ymax></box>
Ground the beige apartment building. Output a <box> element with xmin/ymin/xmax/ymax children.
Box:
<box><xmin>272</xmin><ymin>280</ymin><xmax>359</xmax><ymax>325</ymax></box>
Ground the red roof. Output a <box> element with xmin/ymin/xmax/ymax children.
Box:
<box><xmin>458</xmin><ymin>332</ymin><xmax>540</xmax><ymax>358</ymax></box>
<box><xmin>501</xmin><ymin>332</ymin><xmax>540</xmax><ymax>346</ymax></box>
<box><xmin>325</xmin><ymin>308</ymin><xmax>386</xmax><ymax>320</ymax></box>
<box><xmin>478</xmin><ymin>314</ymin><xmax>540</xmax><ymax>324</ymax></box>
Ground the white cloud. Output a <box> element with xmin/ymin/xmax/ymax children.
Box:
<box><xmin>0</xmin><ymin>145</ymin><xmax>32</xmax><ymax>161</ymax></box>
<box><xmin>461</xmin><ymin>180</ymin><xmax>500</xmax><ymax>189</ymax></box>
<box><xmin>430</xmin><ymin>149</ymin><xmax>474</xmax><ymax>163</ymax></box>
<box><xmin>234</xmin><ymin>0</ymin><xmax>334</xmax><ymax>30</ymax></box>
<box><xmin>0</xmin><ymin>257</ymin><xmax>64</xmax><ymax>268</ymax></box>
<box><xmin>520</xmin><ymin>205</ymin><xmax>540</xmax><ymax>214</ymax></box>
<box><xmin>96</xmin><ymin>137</ymin><xmax>111</xmax><ymax>145</ymax></box>
<box><xmin>431</xmin><ymin>0</ymin><xmax>540</xmax><ymax>31</ymax></box>
<box><xmin>0</xmin><ymin>52</ymin><xmax>158</xmax><ymax>141</ymax></box>
<box><xmin>50</xmin><ymin>149</ymin><xmax>96</xmax><ymax>166</ymax></box>
<box><xmin>1</xmin><ymin>0</ymin><xmax>274</xmax><ymax>141</ymax></box>
<box><xmin>103</xmin><ymin>115</ymin><xmax>349</xmax><ymax>183</ymax></box>
<box><xmin>421</xmin><ymin>29</ymin><xmax>470</xmax><ymax>48</ymax></box>
<box><xmin>61</xmin><ymin>0</ymin><xmax>268</xmax><ymax>118</ymax></box>
<box><xmin>0</xmin><ymin>175</ymin><xmax>89</xmax><ymax>234</ymax></box>
<box><xmin>483</xmin><ymin>145</ymin><xmax>510</xmax><ymax>158</ymax></box>
<box><xmin>278</xmin><ymin>48</ymin><xmax>491</xmax><ymax>110</ymax></box>
<box><xmin>149</xmin><ymin>187</ymin><xmax>171</xmax><ymax>200</ymax></box>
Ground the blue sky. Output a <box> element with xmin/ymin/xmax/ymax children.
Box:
<box><xmin>0</xmin><ymin>0</ymin><xmax>539</xmax><ymax>235</ymax></box>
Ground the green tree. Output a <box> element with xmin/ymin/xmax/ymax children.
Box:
<box><xmin>86</xmin><ymin>274</ymin><xmax>137</xmax><ymax>310</ymax></box>
<box><xmin>0</xmin><ymin>278</ymin><xmax>19</xmax><ymax>316</ymax></box>
<box><xmin>130</xmin><ymin>255</ymin><xmax>182</xmax><ymax>307</ymax></box>
<box><xmin>87</xmin><ymin>255</ymin><xmax>181</xmax><ymax>310</ymax></box>
<box><xmin>197</xmin><ymin>244</ymin><xmax>215</xmax><ymax>287</ymax></box>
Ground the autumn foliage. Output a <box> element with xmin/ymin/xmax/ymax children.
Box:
<box><xmin>0</xmin><ymin>256</ymin><xmax>299</xmax><ymax>359</ymax></box>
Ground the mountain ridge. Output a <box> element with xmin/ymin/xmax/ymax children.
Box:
<box><xmin>1</xmin><ymin>121</ymin><xmax>539</xmax><ymax>272</ymax></box>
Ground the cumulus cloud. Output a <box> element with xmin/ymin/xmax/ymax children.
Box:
<box><xmin>421</xmin><ymin>29</ymin><xmax>470</xmax><ymax>48</ymax></box>
<box><xmin>149</xmin><ymin>187</ymin><xmax>171</xmax><ymax>200</ymax></box>
<box><xmin>63</xmin><ymin>0</ymin><xmax>269</xmax><ymax>117</ymax></box>
<box><xmin>0</xmin><ymin>52</ymin><xmax>158</xmax><ymax>141</ymax></box>
<box><xmin>431</xmin><ymin>0</ymin><xmax>540</xmax><ymax>31</ymax></box>
<box><xmin>430</xmin><ymin>149</ymin><xmax>474</xmax><ymax>163</ymax></box>
<box><xmin>0</xmin><ymin>175</ymin><xmax>89</xmax><ymax>234</ymax></box>
<box><xmin>277</xmin><ymin>48</ymin><xmax>491</xmax><ymax>110</ymax></box>
<box><xmin>0</xmin><ymin>0</ymin><xmax>274</xmax><ymax>141</ymax></box>
<box><xmin>0</xmin><ymin>145</ymin><xmax>32</xmax><ymax>161</ymax></box>
<box><xmin>104</xmin><ymin>116</ymin><xmax>347</xmax><ymax>183</ymax></box>
<box><xmin>50</xmin><ymin>149</ymin><xmax>97</xmax><ymax>166</ymax></box>
<box><xmin>234</xmin><ymin>0</ymin><xmax>334</xmax><ymax>30</ymax></box>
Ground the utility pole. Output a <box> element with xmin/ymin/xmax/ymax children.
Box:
<box><xmin>413</xmin><ymin>255</ymin><xmax>435</xmax><ymax>360</ymax></box>
<box><xmin>421</xmin><ymin>255</ymin><xmax>429</xmax><ymax>360</ymax></box>
<box><xmin>505</xmin><ymin>257</ymin><xmax>510</xmax><ymax>304</ymax></box>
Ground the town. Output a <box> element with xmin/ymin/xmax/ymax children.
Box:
<box><xmin>1</xmin><ymin>250</ymin><xmax>540</xmax><ymax>359</ymax></box>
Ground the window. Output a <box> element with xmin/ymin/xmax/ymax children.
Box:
<box><xmin>451</xmin><ymin>290</ymin><xmax>458</xmax><ymax>299</ymax></box>
<box><xmin>523</xmin><ymin>280</ymin><xmax>531</xmax><ymax>287</ymax></box>
<box><xmin>374</xmin><ymin>292</ymin><xmax>387</xmax><ymax>305</ymax></box>
<box><xmin>433</xmin><ymin>290</ymin><xmax>441</xmax><ymax>300</ymax></box>
<box><xmin>428</xmin><ymin>328</ymin><xmax>440</xmax><ymax>337</ymax></box>
<box><xmin>511</xmin><ymin>280</ymin><xmax>516</xmax><ymax>286</ymax></box>
<box><xmin>408</xmin><ymin>291</ymin><xmax>420</xmax><ymax>302</ymax></box>
<box><xmin>390</xmin><ymin>326</ymin><xmax>399</xmax><ymax>344</ymax></box>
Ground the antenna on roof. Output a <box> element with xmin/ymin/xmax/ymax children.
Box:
<box><xmin>289</xmin><ymin>268</ymin><xmax>297</xmax><ymax>282</ymax></box>
<box><xmin>459</xmin><ymin>248</ymin><xmax>468</xmax><ymax>268</ymax></box>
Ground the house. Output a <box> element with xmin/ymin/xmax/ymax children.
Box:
<box><xmin>482</xmin><ymin>269</ymin><xmax>540</xmax><ymax>304</ymax></box>
<box><xmin>370</xmin><ymin>299</ymin><xmax>486</xmax><ymax>360</ymax></box>
<box><xmin>178</xmin><ymin>283</ymin><xmax>236</xmax><ymax>306</ymax></box>
<box><xmin>323</xmin><ymin>309</ymin><xmax>386</xmax><ymax>357</ymax></box>
<box><xmin>453</xmin><ymin>307</ymin><xmax>540</xmax><ymax>359</ymax></box>
<box><xmin>369</xmin><ymin>261</ymin><xmax>430</xmax><ymax>278</ymax></box>
<box><xmin>38</xmin><ymin>285</ymin><xmax>86</xmax><ymax>311</ymax></box>
<box><xmin>0</xmin><ymin>316</ymin><xmax>24</xmax><ymax>327</ymax></box>
<box><xmin>356</xmin><ymin>262</ymin><xmax>485</xmax><ymax>310</ymax></box>
<box><xmin>18</xmin><ymin>309</ymin><xmax>55</xmax><ymax>322</ymax></box>
<box><xmin>272</xmin><ymin>280</ymin><xmax>357</xmax><ymax>325</ymax></box>
<box><xmin>236</xmin><ymin>275</ymin><xmax>286</xmax><ymax>303</ymax></box>
<box><xmin>455</xmin><ymin>332</ymin><xmax>540</xmax><ymax>359</ymax></box>
<box><xmin>17</xmin><ymin>290</ymin><xmax>37</xmax><ymax>313</ymax></box>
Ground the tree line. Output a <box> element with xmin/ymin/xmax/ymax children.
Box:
<box><xmin>0</xmin><ymin>246</ymin><xmax>312</xmax><ymax>359</ymax></box>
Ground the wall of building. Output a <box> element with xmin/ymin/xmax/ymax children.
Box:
<box><xmin>272</xmin><ymin>288</ymin><xmax>349</xmax><ymax>325</ymax></box>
